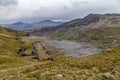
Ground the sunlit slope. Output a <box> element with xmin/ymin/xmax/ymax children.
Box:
<box><xmin>0</xmin><ymin>27</ymin><xmax>21</xmax><ymax>55</ymax></box>
<box><xmin>0</xmin><ymin>27</ymin><xmax>34</xmax><ymax>56</ymax></box>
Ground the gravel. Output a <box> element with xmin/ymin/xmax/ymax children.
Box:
<box><xmin>46</xmin><ymin>40</ymin><xmax>103</xmax><ymax>58</ymax></box>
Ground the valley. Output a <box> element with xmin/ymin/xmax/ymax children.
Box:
<box><xmin>0</xmin><ymin>32</ymin><xmax>119</xmax><ymax>79</ymax></box>
<box><xmin>1</xmin><ymin>13</ymin><xmax>120</xmax><ymax>80</ymax></box>
<box><xmin>1</xmin><ymin>0</ymin><xmax>120</xmax><ymax>79</ymax></box>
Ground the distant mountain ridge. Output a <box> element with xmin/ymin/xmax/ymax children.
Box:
<box><xmin>3</xmin><ymin>20</ymin><xmax>63</xmax><ymax>30</ymax></box>
<box><xmin>34</xmin><ymin>13</ymin><xmax>120</xmax><ymax>35</ymax></box>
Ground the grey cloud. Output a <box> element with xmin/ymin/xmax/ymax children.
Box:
<box><xmin>69</xmin><ymin>0</ymin><xmax>88</xmax><ymax>6</ymax></box>
<box><xmin>0</xmin><ymin>0</ymin><xmax>17</xmax><ymax>6</ymax></box>
<box><xmin>80</xmin><ymin>1</ymin><xmax>88</xmax><ymax>4</ymax></box>
<box><xmin>0</xmin><ymin>0</ymin><xmax>120</xmax><ymax>24</ymax></box>
<box><xmin>62</xmin><ymin>5</ymin><xmax>69</xmax><ymax>10</ymax></box>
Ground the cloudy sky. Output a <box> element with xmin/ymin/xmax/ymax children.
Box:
<box><xmin>0</xmin><ymin>0</ymin><xmax>120</xmax><ymax>24</ymax></box>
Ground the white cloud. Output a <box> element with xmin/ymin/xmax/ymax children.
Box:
<box><xmin>0</xmin><ymin>0</ymin><xmax>120</xmax><ymax>23</ymax></box>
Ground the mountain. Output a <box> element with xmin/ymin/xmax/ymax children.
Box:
<box><xmin>34</xmin><ymin>20</ymin><xmax>63</xmax><ymax>27</ymax></box>
<box><xmin>31</xmin><ymin>14</ymin><xmax>103</xmax><ymax>35</ymax></box>
<box><xmin>4</xmin><ymin>20</ymin><xmax>63</xmax><ymax>30</ymax></box>
<box><xmin>32</xmin><ymin>13</ymin><xmax>120</xmax><ymax>49</ymax></box>
<box><xmin>5</xmin><ymin>22</ymin><xmax>29</xmax><ymax>30</ymax></box>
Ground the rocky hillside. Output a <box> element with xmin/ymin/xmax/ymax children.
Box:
<box><xmin>30</xmin><ymin>14</ymin><xmax>104</xmax><ymax>35</ymax></box>
<box><xmin>35</xmin><ymin>13</ymin><xmax>120</xmax><ymax>49</ymax></box>
<box><xmin>57</xmin><ymin>13</ymin><xmax>120</xmax><ymax>29</ymax></box>
<box><xmin>53</xmin><ymin>14</ymin><xmax>120</xmax><ymax>48</ymax></box>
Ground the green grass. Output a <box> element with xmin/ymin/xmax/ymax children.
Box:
<box><xmin>1</xmin><ymin>27</ymin><xmax>120</xmax><ymax>79</ymax></box>
<box><xmin>20</xmin><ymin>36</ymin><xmax>33</xmax><ymax>55</ymax></box>
<box><xmin>0</xmin><ymin>27</ymin><xmax>21</xmax><ymax>55</ymax></box>
<box><xmin>0</xmin><ymin>56</ymin><xmax>33</xmax><ymax>70</ymax></box>
<box><xmin>0</xmin><ymin>27</ymin><xmax>32</xmax><ymax>56</ymax></box>
<box><xmin>22</xmin><ymin>26</ymin><xmax>120</xmax><ymax>79</ymax></box>
<box><xmin>0</xmin><ymin>35</ymin><xmax>21</xmax><ymax>55</ymax></box>
<box><xmin>21</xmin><ymin>48</ymin><xmax>120</xmax><ymax>80</ymax></box>
<box><xmin>0</xmin><ymin>45</ymin><xmax>120</xmax><ymax>80</ymax></box>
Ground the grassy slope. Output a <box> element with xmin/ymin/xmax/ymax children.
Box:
<box><xmin>0</xmin><ymin>27</ymin><xmax>33</xmax><ymax>55</ymax></box>
<box><xmin>0</xmin><ymin>28</ymin><xmax>120</xmax><ymax>79</ymax></box>
<box><xmin>20</xmin><ymin>36</ymin><xmax>33</xmax><ymax>55</ymax></box>
<box><xmin>0</xmin><ymin>27</ymin><xmax>21</xmax><ymax>55</ymax></box>
<box><xmin>0</xmin><ymin>55</ymin><xmax>37</xmax><ymax>70</ymax></box>
<box><xmin>0</xmin><ymin>47</ymin><xmax>119</xmax><ymax>80</ymax></box>
<box><xmin>25</xmin><ymin>48</ymin><xmax>120</xmax><ymax>80</ymax></box>
<box><xmin>76</xmin><ymin>27</ymin><xmax>120</xmax><ymax>49</ymax></box>
<box><xmin>51</xmin><ymin>27</ymin><xmax>120</xmax><ymax>49</ymax></box>
<box><xmin>1</xmin><ymin>26</ymin><xmax>120</xmax><ymax>79</ymax></box>
<box><xmin>0</xmin><ymin>28</ymin><xmax>38</xmax><ymax>80</ymax></box>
